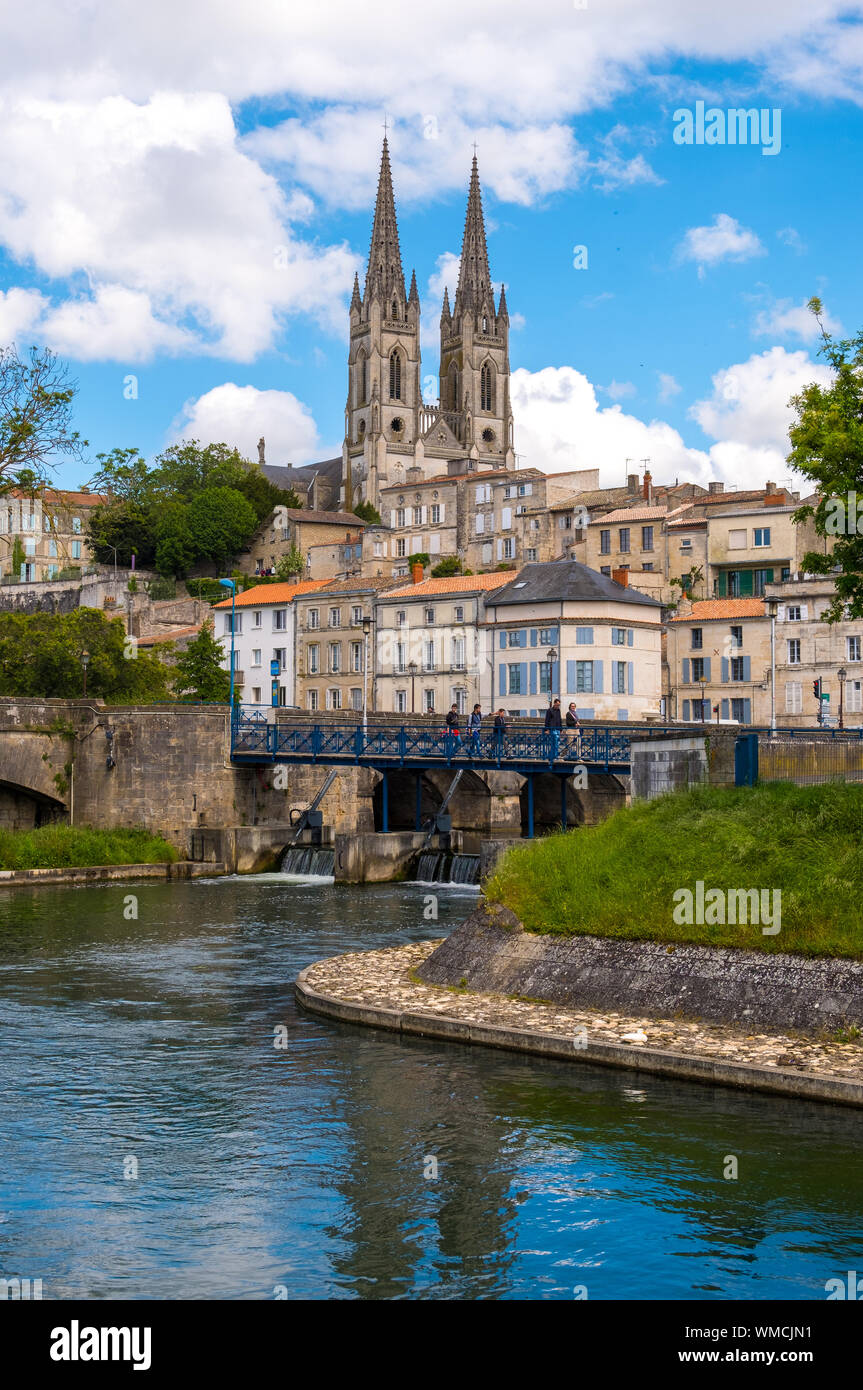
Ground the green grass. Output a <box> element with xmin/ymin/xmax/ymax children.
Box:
<box><xmin>0</xmin><ymin>825</ymin><xmax>179</xmax><ymax>870</ymax></box>
<box><xmin>484</xmin><ymin>782</ymin><xmax>863</xmax><ymax>958</ymax></box>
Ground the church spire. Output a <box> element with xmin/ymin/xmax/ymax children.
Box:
<box><xmin>364</xmin><ymin>136</ymin><xmax>406</xmax><ymax>306</ymax></box>
<box><xmin>350</xmin><ymin>271</ymin><xmax>362</xmax><ymax>313</ymax></box>
<box><xmin>454</xmin><ymin>154</ymin><xmax>493</xmax><ymax>318</ymax></box>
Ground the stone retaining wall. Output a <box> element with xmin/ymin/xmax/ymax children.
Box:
<box><xmin>416</xmin><ymin>902</ymin><xmax>863</xmax><ymax>1036</ymax></box>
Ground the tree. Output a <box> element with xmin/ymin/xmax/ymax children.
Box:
<box><xmin>185</xmin><ymin>487</ymin><xmax>257</xmax><ymax>571</ymax></box>
<box><xmin>171</xmin><ymin>620</ymin><xmax>230</xmax><ymax>702</ymax></box>
<box><xmin>408</xmin><ymin>552</ymin><xmax>430</xmax><ymax>569</ymax></box>
<box><xmin>86</xmin><ymin>447</ymin><xmax>150</xmax><ymax>503</ymax></box>
<box><xmin>275</xmin><ymin>545</ymin><xmax>305</xmax><ymax>579</ymax></box>
<box><xmin>10</xmin><ymin>535</ymin><xmax>25</xmax><ymax>578</ymax></box>
<box><xmin>0</xmin><ymin>345</ymin><xmax>87</xmax><ymax>495</ymax></box>
<box><xmin>86</xmin><ymin>498</ymin><xmax>156</xmax><ymax>568</ymax></box>
<box><xmin>0</xmin><ymin>608</ymin><xmax>170</xmax><ymax>701</ymax></box>
<box><xmin>789</xmin><ymin>298</ymin><xmax>863</xmax><ymax>621</ymax></box>
<box><xmin>431</xmin><ymin>555</ymin><xmax>463</xmax><ymax>577</ymax></box>
<box><xmin>353</xmin><ymin>500</ymin><xmax>381</xmax><ymax>524</ymax></box>
<box><xmin>154</xmin><ymin>504</ymin><xmax>197</xmax><ymax>577</ymax></box>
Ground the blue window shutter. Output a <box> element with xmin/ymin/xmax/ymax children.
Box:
<box><xmin>721</xmin><ymin>699</ymin><xmax>729</xmax><ymax>720</ymax></box>
<box><xmin>627</xmin><ymin>629</ymin><xmax>634</xmax><ymax>647</ymax></box>
<box><xmin>499</xmin><ymin>664</ymin><xmax>506</xmax><ymax>697</ymax></box>
<box><xmin>683</xmin><ymin>700</ymin><xmax>690</xmax><ymax>721</ymax></box>
<box><xmin>627</xmin><ymin>661</ymin><xmax>634</xmax><ymax>695</ymax></box>
<box><xmin>743</xmin><ymin>655</ymin><xmax>751</xmax><ymax>681</ymax></box>
<box><xmin>594</xmin><ymin>661</ymin><xmax>604</xmax><ymax>693</ymax></box>
<box><xmin>703</xmin><ymin>657</ymin><xmax>711</xmax><ymax>681</ymax></box>
<box><xmin>552</xmin><ymin>661</ymin><xmax>560</xmax><ymax>695</ymax></box>
<box><xmin>499</xmin><ymin>631</ymin><xmax>506</xmax><ymax>650</ymax></box>
<box><xmin>520</xmin><ymin>662</ymin><xmax>528</xmax><ymax>694</ymax></box>
<box><xmin>721</xmin><ymin>657</ymin><xmax>729</xmax><ymax>683</ymax></box>
<box><xmin>743</xmin><ymin>698</ymin><xmax>752</xmax><ymax>724</ymax></box>
<box><xmin>530</xmin><ymin>629</ymin><xmax>537</xmax><ymax>647</ymax></box>
<box><xmin>566</xmin><ymin>660</ymin><xmax>576</xmax><ymax>693</ymax></box>
<box><xmin>682</xmin><ymin>657</ymin><xmax>690</xmax><ymax>684</ymax></box>
<box><xmin>529</xmin><ymin>662</ymin><xmax>537</xmax><ymax>696</ymax></box>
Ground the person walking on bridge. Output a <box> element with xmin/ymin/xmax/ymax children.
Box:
<box><xmin>445</xmin><ymin>704</ymin><xmax>462</xmax><ymax>747</ymax></box>
<box><xmin>467</xmin><ymin>703</ymin><xmax>482</xmax><ymax>756</ymax></box>
<box><xmin>544</xmin><ymin>697</ymin><xmax>562</xmax><ymax>760</ymax></box>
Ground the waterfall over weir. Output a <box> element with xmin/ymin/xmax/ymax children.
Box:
<box><xmin>280</xmin><ymin>846</ymin><xmax>335</xmax><ymax>877</ymax></box>
<box><xmin>414</xmin><ymin>852</ymin><xmax>480</xmax><ymax>886</ymax></box>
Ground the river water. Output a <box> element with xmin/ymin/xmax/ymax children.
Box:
<box><xmin>0</xmin><ymin>875</ymin><xmax>860</xmax><ymax>1300</ymax></box>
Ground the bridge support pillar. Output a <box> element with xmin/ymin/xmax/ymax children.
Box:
<box><xmin>415</xmin><ymin>773</ymin><xmax>422</xmax><ymax>832</ymax></box>
<box><xmin>526</xmin><ymin>774</ymin><xmax>534</xmax><ymax>838</ymax></box>
<box><xmin>381</xmin><ymin>771</ymin><xmax>389</xmax><ymax>833</ymax></box>
<box><xmin>560</xmin><ymin>773</ymin><xmax>568</xmax><ymax>831</ymax></box>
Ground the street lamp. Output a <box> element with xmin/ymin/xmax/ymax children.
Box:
<box><xmin>765</xmin><ymin>597</ymin><xmax>778</xmax><ymax>734</ymax></box>
<box><xmin>81</xmin><ymin>648</ymin><xmax>90</xmax><ymax>698</ymax></box>
<box><xmin>219</xmin><ymin>578</ymin><xmax>236</xmax><ymax>709</ymax></box>
<box><xmin>838</xmin><ymin>666</ymin><xmax>847</xmax><ymax>731</ymax></box>
<box><xmin>546</xmin><ymin>646</ymin><xmax>558</xmax><ymax>702</ymax></box>
<box><xmin>361</xmin><ymin>614</ymin><xmax>372</xmax><ymax>734</ymax></box>
<box><xmin>106</xmin><ymin>543</ymin><xmax>118</xmax><ymax>580</ymax></box>
<box><xmin>408</xmin><ymin>659</ymin><xmax>417</xmax><ymax>714</ymax></box>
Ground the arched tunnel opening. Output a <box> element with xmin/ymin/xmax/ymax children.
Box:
<box><xmin>519</xmin><ymin>772</ymin><xmax>627</xmax><ymax>836</ymax></box>
<box><xmin>372</xmin><ymin>768</ymin><xmax>493</xmax><ymax>843</ymax></box>
<box><xmin>0</xmin><ymin>780</ymin><xmax>67</xmax><ymax>832</ymax></box>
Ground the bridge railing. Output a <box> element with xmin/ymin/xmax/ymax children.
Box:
<box><xmin>230</xmin><ymin>714</ymin><xmax>633</xmax><ymax>768</ymax></box>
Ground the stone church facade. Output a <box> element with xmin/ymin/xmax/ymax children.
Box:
<box><xmin>341</xmin><ymin>138</ymin><xmax>515</xmax><ymax>513</ymax></box>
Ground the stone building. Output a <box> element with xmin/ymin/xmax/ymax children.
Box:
<box><xmin>306</xmin><ymin>525</ymin><xmax>397</xmax><ymax>581</ymax></box>
<box><xmin>0</xmin><ymin>487</ymin><xmax>104</xmax><ymax>582</ymax></box>
<box><xmin>374</xmin><ymin>571</ymin><xmax>514</xmax><ymax>716</ymax></box>
<box><xmin>481</xmin><ymin>561</ymin><xmax>663</xmax><ymax>721</ymax></box>
<box><xmin>236</xmin><ymin>508</ymin><xmax>370</xmax><ymax>578</ymax></box>
<box><xmin>294</xmin><ymin>576</ymin><xmax>393</xmax><ymax>713</ymax></box>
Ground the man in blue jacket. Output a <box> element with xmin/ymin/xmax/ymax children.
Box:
<box><xmin>544</xmin><ymin>697</ymin><xmax>562</xmax><ymax>759</ymax></box>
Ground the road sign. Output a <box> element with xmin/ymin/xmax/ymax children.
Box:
<box><xmin>822</xmin><ymin>693</ymin><xmax>830</xmax><ymax>701</ymax></box>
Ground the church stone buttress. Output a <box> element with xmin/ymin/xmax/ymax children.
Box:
<box><xmin>342</xmin><ymin>137</ymin><xmax>422</xmax><ymax>511</ymax></box>
<box><xmin>341</xmin><ymin>142</ymin><xmax>515</xmax><ymax>513</ymax></box>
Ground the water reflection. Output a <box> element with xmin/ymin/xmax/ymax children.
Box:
<box><xmin>0</xmin><ymin>878</ymin><xmax>860</xmax><ymax>1299</ymax></box>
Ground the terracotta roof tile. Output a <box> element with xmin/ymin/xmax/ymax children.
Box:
<box><xmin>213</xmin><ymin>579</ymin><xmax>332</xmax><ymax>609</ymax></box>
<box><xmin>670</xmin><ymin>599</ymin><xmax>766</xmax><ymax>622</ymax></box>
<box><xmin>381</xmin><ymin>571</ymin><xmax>516</xmax><ymax>598</ymax></box>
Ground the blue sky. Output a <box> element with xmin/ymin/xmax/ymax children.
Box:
<box><xmin>0</xmin><ymin>0</ymin><xmax>860</xmax><ymax>494</ymax></box>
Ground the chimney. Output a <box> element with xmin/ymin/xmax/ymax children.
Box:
<box><xmin>627</xmin><ymin>473</ymin><xmax>639</xmax><ymax>494</ymax></box>
<box><xmin>411</xmin><ymin>561</ymin><xmax>424</xmax><ymax>584</ymax></box>
<box><xmin>612</xmin><ymin>567</ymin><xmax>629</xmax><ymax>588</ymax></box>
<box><xmin>765</xmin><ymin>480</ymin><xmax>776</xmax><ymax>495</ymax></box>
<box><xmin>642</xmin><ymin>470</ymin><xmax>653</xmax><ymax>502</ymax></box>
<box><xmin>708</xmin><ymin>481</ymin><xmax>724</xmax><ymax>494</ymax></box>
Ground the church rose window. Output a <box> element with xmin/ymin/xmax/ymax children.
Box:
<box><xmin>482</xmin><ymin>427</ymin><xmax>495</xmax><ymax>443</ymax></box>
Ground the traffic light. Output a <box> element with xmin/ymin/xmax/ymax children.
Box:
<box><xmin>813</xmin><ymin>679</ymin><xmax>822</xmax><ymax>700</ymax></box>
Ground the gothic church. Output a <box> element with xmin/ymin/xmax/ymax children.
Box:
<box><xmin>341</xmin><ymin>138</ymin><xmax>515</xmax><ymax>512</ymax></box>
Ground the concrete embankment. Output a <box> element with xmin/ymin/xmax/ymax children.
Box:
<box><xmin>0</xmin><ymin>861</ymin><xmax>226</xmax><ymax>888</ymax></box>
<box><xmin>417</xmin><ymin>902</ymin><xmax>863</xmax><ymax>1036</ymax></box>
<box><xmin>295</xmin><ymin>938</ymin><xmax>863</xmax><ymax>1109</ymax></box>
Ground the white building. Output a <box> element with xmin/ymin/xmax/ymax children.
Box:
<box><xmin>482</xmin><ymin>560</ymin><xmax>663</xmax><ymax>720</ymax></box>
<box><xmin>212</xmin><ymin>579</ymin><xmax>333</xmax><ymax>707</ymax></box>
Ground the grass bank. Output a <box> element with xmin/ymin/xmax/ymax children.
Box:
<box><xmin>484</xmin><ymin>782</ymin><xmax>863</xmax><ymax>958</ymax></box>
<box><xmin>0</xmin><ymin>825</ymin><xmax>178</xmax><ymax>870</ymax></box>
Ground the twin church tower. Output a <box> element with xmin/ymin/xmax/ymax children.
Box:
<box><xmin>341</xmin><ymin>138</ymin><xmax>515</xmax><ymax>512</ymax></box>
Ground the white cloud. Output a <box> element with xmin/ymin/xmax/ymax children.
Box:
<box><xmin>511</xmin><ymin>347</ymin><xmax>833</xmax><ymax>492</ymax></box>
<box><xmin>776</xmin><ymin>226</ymin><xmax>806</xmax><ymax>253</ymax></box>
<box><xmin>0</xmin><ymin>92</ymin><xmax>358</xmax><ymax>361</ymax></box>
<box><xmin>601</xmin><ymin>379</ymin><xmax>637</xmax><ymax>400</ymax></box>
<box><xmin>752</xmin><ymin>297</ymin><xmax>841</xmax><ymax>342</ymax></box>
<box><xmin>593</xmin><ymin>124</ymin><xmax>664</xmax><ymax>192</ymax></box>
<box><xmin>689</xmin><ymin>345</ymin><xmax>833</xmax><ymax>463</ymax></box>
<box><xmin>657</xmin><ymin>371</ymin><xmax>681</xmax><ymax>402</ymax></box>
<box><xmin>0</xmin><ymin>287</ymin><xmax>47</xmax><ymax>343</ymax></box>
<box><xmin>170</xmin><ymin>383</ymin><xmax>322</xmax><ymax>465</ymax></box>
<box><xmin>677</xmin><ymin>214</ymin><xmax>766</xmax><ymax>275</ymax></box>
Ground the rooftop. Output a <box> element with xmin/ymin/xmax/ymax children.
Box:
<box><xmin>278</xmin><ymin>508</ymin><xmax>368</xmax><ymax>527</ymax></box>
<box><xmin>381</xmin><ymin>571</ymin><xmax>516</xmax><ymax>599</ymax></box>
<box><xmin>589</xmin><ymin>505</ymin><xmax>670</xmax><ymax>525</ymax></box>
<box><xmin>670</xmin><ymin>599</ymin><xmax>766</xmax><ymax>622</ymax></box>
<box><xmin>213</xmin><ymin>579</ymin><xmax>332</xmax><ymax>609</ymax></box>
<box><xmin>489</xmin><ymin>560</ymin><xmax>661</xmax><ymax>608</ymax></box>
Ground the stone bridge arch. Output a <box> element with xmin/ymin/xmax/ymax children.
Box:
<box><xmin>0</xmin><ymin>731</ymin><xmax>70</xmax><ymax>829</ymax></box>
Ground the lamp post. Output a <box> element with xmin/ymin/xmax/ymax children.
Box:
<box><xmin>766</xmin><ymin>598</ymin><xmax>778</xmax><ymax>734</ymax></box>
<box><xmin>106</xmin><ymin>544</ymin><xmax>118</xmax><ymax>580</ymax></box>
<box><xmin>219</xmin><ymin>578</ymin><xmax>236</xmax><ymax>710</ymax></box>
<box><xmin>838</xmin><ymin>666</ymin><xmax>847</xmax><ymax>731</ymax></box>
<box><xmin>362</xmin><ymin>614</ymin><xmax>372</xmax><ymax>734</ymax></box>
<box><xmin>408</xmin><ymin>660</ymin><xmax>417</xmax><ymax>714</ymax></box>
<box><xmin>546</xmin><ymin>645</ymin><xmax>558</xmax><ymax>702</ymax></box>
<box><xmin>81</xmin><ymin>648</ymin><xmax>90</xmax><ymax>698</ymax></box>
